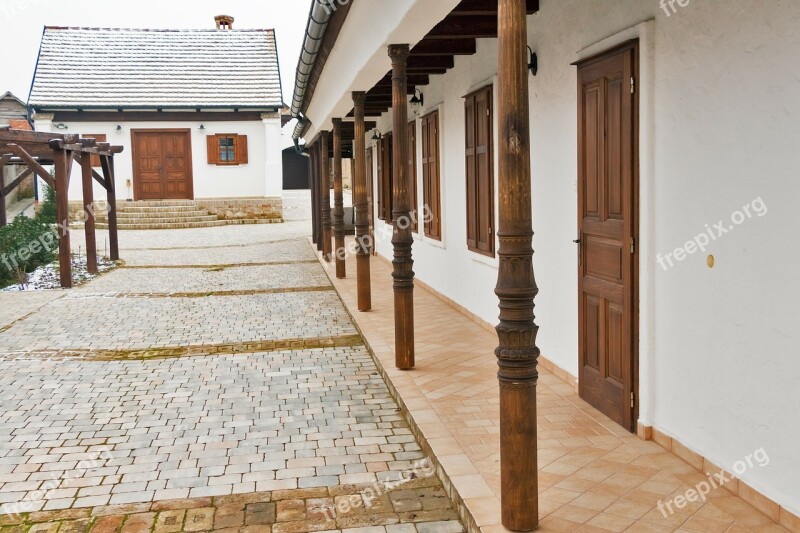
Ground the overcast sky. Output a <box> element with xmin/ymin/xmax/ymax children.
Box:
<box><xmin>0</xmin><ymin>0</ymin><xmax>309</xmax><ymax>104</ymax></box>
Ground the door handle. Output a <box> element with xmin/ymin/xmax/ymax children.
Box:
<box><xmin>574</xmin><ymin>235</ymin><xmax>582</xmax><ymax>265</ymax></box>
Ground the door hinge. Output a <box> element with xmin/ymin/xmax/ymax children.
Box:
<box><xmin>631</xmin><ymin>392</ymin><xmax>635</xmax><ymax>408</ymax></box>
<box><xmin>630</xmin><ymin>237</ymin><xmax>636</xmax><ymax>254</ymax></box>
<box><xmin>630</xmin><ymin>77</ymin><xmax>635</xmax><ymax>94</ymax></box>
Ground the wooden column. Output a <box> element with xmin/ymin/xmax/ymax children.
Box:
<box><xmin>80</xmin><ymin>153</ymin><xmax>98</xmax><ymax>274</ymax></box>
<box><xmin>332</xmin><ymin>119</ymin><xmax>346</xmax><ymax>278</ymax></box>
<box><xmin>53</xmin><ymin>148</ymin><xmax>72</xmax><ymax>288</ymax></box>
<box><xmin>496</xmin><ymin>0</ymin><xmax>539</xmax><ymax>530</ymax></box>
<box><xmin>320</xmin><ymin>131</ymin><xmax>332</xmax><ymax>261</ymax></box>
<box><xmin>389</xmin><ymin>44</ymin><xmax>415</xmax><ymax>370</ymax></box>
<box><xmin>0</xmin><ymin>176</ymin><xmax>6</xmax><ymax>227</ymax></box>
<box><xmin>100</xmin><ymin>155</ymin><xmax>120</xmax><ymax>261</ymax></box>
<box><xmin>352</xmin><ymin>91</ymin><xmax>372</xmax><ymax>311</ymax></box>
<box><xmin>310</xmin><ymin>143</ymin><xmax>319</xmax><ymax>246</ymax></box>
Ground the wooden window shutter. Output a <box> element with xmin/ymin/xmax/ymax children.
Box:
<box><xmin>376</xmin><ymin>139</ymin><xmax>384</xmax><ymax>220</ymax></box>
<box><xmin>407</xmin><ymin>121</ymin><xmax>418</xmax><ymax>232</ymax></box>
<box><xmin>207</xmin><ymin>135</ymin><xmax>219</xmax><ymax>165</ymax></box>
<box><xmin>465</xmin><ymin>86</ymin><xmax>494</xmax><ymax>256</ymax></box>
<box><xmin>380</xmin><ymin>133</ymin><xmax>394</xmax><ymax>222</ymax></box>
<box><xmin>422</xmin><ymin>111</ymin><xmax>441</xmax><ymax>240</ymax></box>
<box><xmin>465</xmin><ymin>94</ymin><xmax>478</xmax><ymax>250</ymax></box>
<box><xmin>236</xmin><ymin>134</ymin><xmax>248</xmax><ymax>164</ymax></box>
<box><xmin>475</xmin><ymin>86</ymin><xmax>494</xmax><ymax>255</ymax></box>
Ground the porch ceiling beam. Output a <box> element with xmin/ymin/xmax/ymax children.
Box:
<box><xmin>406</xmin><ymin>55</ymin><xmax>455</xmax><ymax>70</ymax></box>
<box><xmin>406</xmin><ymin>67</ymin><xmax>448</xmax><ymax>75</ymax></box>
<box><xmin>451</xmin><ymin>0</ymin><xmax>539</xmax><ymax>15</ymax></box>
<box><xmin>374</xmin><ymin>74</ymin><xmax>430</xmax><ymax>87</ymax></box>
<box><xmin>411</xmin><ymin>39</ymin><xmax>477</xmax><ymax>56</ymax></box>
<box><xmin>427</xmin><ymin>15</ymin><xmax>498</xmax><ymax>39</ymax></box>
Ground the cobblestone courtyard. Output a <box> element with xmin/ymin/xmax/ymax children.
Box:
<box><xmin>0</xmin><ymin>194</ymin><xmax>464</xmax><ymax>533</ymax></box>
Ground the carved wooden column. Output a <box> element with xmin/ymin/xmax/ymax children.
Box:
<box><xmin>332</xmin><ymin>119</ymin><xmax>346</xmax><ymax>277</ymax></box>
<box><xmin>352</xmin><ymin>91</ymin><xmax>372</xmax><ymax>311</ymax></box>
<box><xmin>389</xmin><ymin>44</ymin><xmax>415</xmax><ymax>370</ymax></box>
<box><xmin>496</xmin><ymin>0</ymin><xmax>539</xmax><ymax>530</ymax></box>
<box><xmin>320</xmin><ymin>131</ymin><xmax>332</xmax><ymax>261</ymax></box>
<box><xmin>80</xmin><ymin>152</ymin><xmax>98</xmax><ymax>274</ymax></box>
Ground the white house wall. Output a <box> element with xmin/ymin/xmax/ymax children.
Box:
<box><xmin>346</xmin><ymin>0</ymin><xmax>800</xmax><ymax>514</ymax></box>
<box><xmin>35</xmin><ymin>120</ymin><xmax>280</xmax><ymax>202</ymax></box>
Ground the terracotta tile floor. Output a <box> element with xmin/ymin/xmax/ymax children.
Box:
<box><xmin>314</xmin><ymin>238</ymin><xmax>789</xmax><ymax>533</ymax></box>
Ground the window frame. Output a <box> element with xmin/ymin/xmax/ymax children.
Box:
<box><xmin>207</xmin><ymin>133</ymin><xmax>249</xmax><ymax>166</ymax></box>
<box><xmin>421</xmin><ymin>110</ymin><xmax>442</xmax><ymax>241</ymax></box>
<box><xmin>464</xmin><ymin>85</ymin><xmax>495</xmax><ymax>257</ymax></box>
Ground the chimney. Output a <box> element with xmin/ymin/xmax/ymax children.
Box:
<box><xmin>215</xmin><ymin>15</ymin><xmax>234</xmax><ymax>29</ymax></box>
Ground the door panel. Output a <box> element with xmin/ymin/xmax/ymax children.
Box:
<box><xmin>132</xmin><ymin>130</ymin><xmax>193</xmax><ymax>200</ymax></box>
<box><xmin>577</xmin><ymin>42</ymin><xmax>637</xmax><ymax>431</ymax></box>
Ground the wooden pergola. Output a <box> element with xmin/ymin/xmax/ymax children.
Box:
<box><xmin>0</xmin><ymin>127</ymin><xmax>123</xmax><ymax>288</ymax></box>
<box><xmin>307</xmin><ymin>0</ymin><xmax>541</xmax><ymax>529</ymax></box>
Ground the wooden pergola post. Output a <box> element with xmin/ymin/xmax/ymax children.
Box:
<box><xmin>100</xmin><ymin>155</ymin><xmax>120</xmax><ymax>261</ymax></box>
<box><xmin>80</xmin><ymin>152</ymin><xmax>98</xmax><ymax>274</ymax></box>
<box><xmin>496</xmin><ymin>0</ymin><xmax>540</xmax><ymax>530</ymax></box>
<box><xmin>320</xmin><ymin>131</ymin><xmax>332</xmax><ymax>261</ymax></box>
<box><xmin>332</xmin><ymin>118</ymin><xmax>346</xmax><ymax>278</ymax></box>
<box><xmin>389</xmin><ymin>44</ymin><xmax>415</xmax><ymax>370</ymax></box>
<box><xmin>352</xmin><ymin>91</ymin><xmax>372</xmax><ymax>311</ymax></box>
<box><xmin>53</xmin><ymin>146</ymin><xmax>72</xmax><ymax>288</ymax></box>
<box><xmin>0</xmin><ymin>172</ymin><xmax>6</xmax><ymax>226</ymax></box>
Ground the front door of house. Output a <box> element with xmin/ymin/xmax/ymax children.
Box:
<box><xmin>576</xmin><ymin>41</ymin><xmax>638</xmax><ymax>431</ymax></box>
<box><xmin>132</xmin><ymin>130</ymin><xmax>193</xmax><ymax>200</ymax></box>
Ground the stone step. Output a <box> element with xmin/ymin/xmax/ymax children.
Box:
<box><xmin>117</xmin><ymin>200</ymin><xmax>197</xmax><ymax>208</ymax></box>
<box><xmin>96</xmin><ymin>220</ymin><xmax>231</xmax><ymax>231</ymax></box>
<box><xmin>114</xmin><ymin>210</ymin><xmax>212</xmax><ymax>220</ymax></box>
<box><xmin>116</xmin><ymin>205</ymin><xmax>203</xmax><ymax>214</ymax></box>
<box><xmin>100</xmin><ymin>215</ymin><xmax>221</xmax><ymax>225</ymax></box>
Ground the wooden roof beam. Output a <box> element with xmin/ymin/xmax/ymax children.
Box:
<box><xmin>411</xmin><ymin>39</ymin><xmax>477</xmax><ymax>56</ymax></box>
<box><xmin>427</xmin><ymin>16</ymin><xmax>498</xmax><ymax>39</ymax></box>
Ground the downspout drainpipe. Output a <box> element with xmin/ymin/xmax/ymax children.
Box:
<box><xmin>291</xmin><ymin>0</ymin><xmax>335</xmax><ymax>148</ymax></box>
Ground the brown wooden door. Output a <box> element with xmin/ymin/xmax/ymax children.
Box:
<box><xmin>577</xmin><ymin>41</ymin><xmax>638</xmax><ymax>431</ymax></box>
<box><xmin>132</xmin><ymin>130</ymin><xmax>193</xmax><ymax>200</ymax></box>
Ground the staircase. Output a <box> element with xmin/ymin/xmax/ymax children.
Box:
<box><xmin>95</xmin><ymin>201</ymin><xmax>228</xmax><ymax>230</ymax></box>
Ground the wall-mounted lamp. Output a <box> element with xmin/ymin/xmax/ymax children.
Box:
<box><xmin>115</xmin><ymin>125</ymin><xmax>123</xmax><ymax>132</ymax></box>
<box><xmin>410</xmin><ymin>89</ymin><xmax>424</xmax><ymax>112</ymax></box>
<box><xmin>527</xmin><ymin>46</ymin><xmax>538</xmax><ymax>77</ymax></box>
<box><xmin>199</xmin><ymin>124</ymin><xmax>206</xmax><ymax>132</ymax></box>
<box><xmin>371</xmin><ymin>129</ymin><xmax>382</xmax><ymax>141</ymax></box>
<box><xmin>54</xmin><ymin>123</ymin><xmax>68</xmax><ymax>130</ymax></box>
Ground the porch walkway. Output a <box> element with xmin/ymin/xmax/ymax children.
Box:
<box><xmin>317</xmin><ymin>238</ymin><xmax>788</xmax><ymax>533</ymax></box>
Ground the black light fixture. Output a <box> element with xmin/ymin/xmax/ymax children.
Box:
<box><xmin>115</xmin><ymin>125</ymin><xmax>122</xmax><ymax>132</ymax></box>
<box><xmin>410</xmin><ymin>89</ymin><xmax>424</xmax><ymax>112</ymax></box>
<box><xmin>371</xmin><ymin>128</ymin><xmax>382</xmax><ymax>141</ymax></box>
<box><xmin>527</xmin><ymin>46</ymin><xmax>538</xmax><ymax>77</ymax></box>
<box><xmin>199</xmin><ymin>124</ymin><xmax>206</xmax><ymax>132</ymax></box>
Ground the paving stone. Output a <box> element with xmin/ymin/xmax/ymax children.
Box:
<box><xmin>153</xmin><ymin>509</ymin><xmax>185</xmax><ymax>533</ymax></box>
<box><xmin>119</xmin><ymin>512</ymin><xmax>156</xmax><ymax>533</ymax></box>
<box><xmin>183</xmin><ymin>507</ymin><xmax>215</xmax><ymax>532</ymax></box>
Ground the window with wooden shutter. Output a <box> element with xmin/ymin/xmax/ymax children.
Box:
<box><xmin>407</xmin><ymin>121</ymin><xmax>418</xmax><ymax>233</ymax></box>
<box><xmin>421</xmin><ymin>111</ymin><xmax>441</xmax><ymax>240</ymax></box>
<box><xmin>206</xmin><ymin>134</ymin><xmax>249</xmax><ymax>165</ymax></box>
<box><xmin>377</xmin><ymin>134</ymin><xmax>394</xmax><ymax>221</ymax></box>
<box><xmin>464</xmin><ymin>85</ymin><xmax>494</xmax><ymax>256</ymax></box>
<box><xmin>86</xmin><ymin>134</ymin><xmax>107</xmax><ymax>167</ymax></box>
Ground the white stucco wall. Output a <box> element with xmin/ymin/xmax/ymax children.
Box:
<box><xmin>331</xmin><ymin>0</ymin><xmax>800</xmax><ymax>514</ymax></box>
<box><xmin>32</xmin><ymin>118</ymin><xmax>283</xmax><ymax>202</ymax></box>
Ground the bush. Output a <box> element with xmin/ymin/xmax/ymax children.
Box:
<box><xmin>0</xmin><ymin>216</ymin><xmax>58</xmax><ymax>287</ymax></box>
<box><xmin>37</xmin><ymin>183</ymin><xmax>57</xmax><ymax>224</ymax></box>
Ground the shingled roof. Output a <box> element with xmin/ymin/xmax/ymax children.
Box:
<box><xmin>29</xmin><ymin>27</ymin><xmax>283</xmax><ymax>110</ymax></box>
